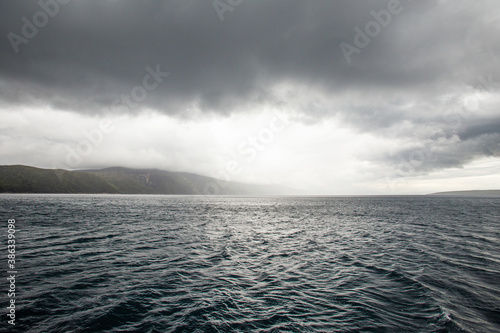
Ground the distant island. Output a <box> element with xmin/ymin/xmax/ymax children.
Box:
<box><xmin>428</xmin><ymin>190</ymin><xmax>500</xmax><ymax>197</ymax></box>
<box><xmin>0</xmin><ymin>165</ymin><xmax>290</xmax><ymax>195</ymax></box>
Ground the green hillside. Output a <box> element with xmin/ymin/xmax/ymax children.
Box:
<box><xmin>0</xmin><ymin>165</ymin><xmax>290</xmax><ymax>195</ymax></box>
<box><xmin>0</xmin><ymin>165</ymin><xmax>119</xmax><ymax>193</ymax></box>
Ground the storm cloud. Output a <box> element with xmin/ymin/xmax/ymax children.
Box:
<box><xmin>1</xmin><ymin>0</ymin><xmax>499</xmax><ymax>193</ymax></box>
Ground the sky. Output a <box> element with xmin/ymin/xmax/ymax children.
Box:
<box><xmin>0</xmin><ymin>0</ymin><xmax>499</xmax><ymax>194</ymax></box>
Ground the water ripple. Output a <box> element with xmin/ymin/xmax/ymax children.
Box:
<box><xmin>1</xmin><ymin>195</ymin><xmax>499</xmax><ymax>332</ymax></box>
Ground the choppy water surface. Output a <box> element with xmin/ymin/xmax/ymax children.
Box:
<box><xmin>1</xmin><ymin>195</ymin><xmax>499</xmax><ymax>332</ymax></box>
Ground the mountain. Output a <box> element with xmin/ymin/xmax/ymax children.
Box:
<box><xmin>428</xmin><ymin>190</ymin><xmax>500</xmax><ymax>197</ymax></box>
<box><xmin>0</xmin><ymin>165</ymin><xmax>291</xmax><ymax>195</ymax></box>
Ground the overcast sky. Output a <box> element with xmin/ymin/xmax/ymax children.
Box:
<box><xmin>1</xmin><ymin>0</ymin><xmax>499</xmax><ymax>194</ymax></box>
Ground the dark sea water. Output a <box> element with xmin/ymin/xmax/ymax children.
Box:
<box><xmin>1</xmin><ymin>195</ymin><xmax>499</xmax><ymax>333</ymax></box>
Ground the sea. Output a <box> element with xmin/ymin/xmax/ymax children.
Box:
<box><xmin>1</xmin><ymin>194</ymin><xmax>499</xmax><ymax>332</ymax></box>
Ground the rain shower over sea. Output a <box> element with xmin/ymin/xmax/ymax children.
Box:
<box><xmin>1</xmin><ymin>194</ymin><xmax>499</xmax><ymax>332</ymax></box>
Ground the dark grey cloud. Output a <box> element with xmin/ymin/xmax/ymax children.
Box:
<box><xmin>1</xmin><ymin>0</ymin><xmax>498</xmax><ymax>113</ymax></box>
<box><xmin>1</xmin><ymin>0</ymin><xmax>499</xmax><ymax>176</ymax></box>
<box><xmin>386</xmin><ymin>131</ymin><xmax>500</xmax><ymax>175</ymax></box>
